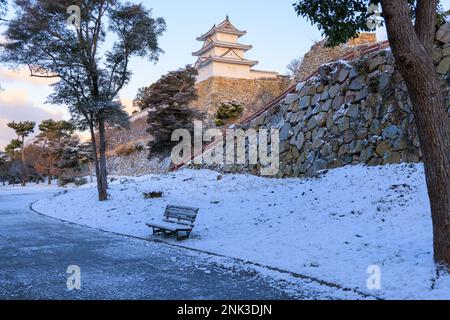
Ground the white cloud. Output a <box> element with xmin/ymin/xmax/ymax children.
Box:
<box><xmin>0</xmin><ymin>89</ymin><xmax>64</xmax><ymax>150</ymax></box>
<box><xmin>0</xmin><ymin>67</ymin><xmax>57</xmax><ymax>86</ymax></box>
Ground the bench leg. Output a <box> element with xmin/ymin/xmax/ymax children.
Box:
<box><xmin>151</xmin><ymin>227</ymin><xmax>191</xmax><ymax>240</ymax></box>
<box><xmin>176</xmin><ymin>230</ymin><xmax>191</xmax><ymax>241</ymax></box>
<box><xmin>152</xmin><ymin>227</ymin><xmax>165</xmax><ymax>236</ymax></box>
<box><xmin>164</xmin><ymin>230</ymin><xmax>174</xmax><ymax>238</ymax></box>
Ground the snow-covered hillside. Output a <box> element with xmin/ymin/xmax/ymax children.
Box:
<box><xmin>33</xmin><ymin>163</ymin><xmax>450</xmax><ymax>299</ymax></box>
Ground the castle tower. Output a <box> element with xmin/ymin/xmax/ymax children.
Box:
<box><xmin>193</xmin><ymin>16</ymin><xmax>279</xmax><ymax>83</ymax></box>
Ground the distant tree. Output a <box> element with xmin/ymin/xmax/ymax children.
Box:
<box><xmin>5</xmin><ymin>139</ymin><xmax>22</xmax><ymax>157</ymax></box>
<box><xmin>22</xmin><ymin>144</ymin><xmax>46</xmax><ymax>184</ymax></box>
<box><xmin>0</xmin><ymin>156</ymin><xmax>7</xmax><ymax>185</ymax></box>
<box><xmin>1</xmin><ymin>0</ymin><xmax>166</xmax><ymax>201</ymax></box>
<box><xmin>56</xmin><ymin>136</ymin><xmax>95</xmax><ymax>186</ymax></box>
<box><xmin>293</xmin><ymin>0</ymin><xmax>450</xmax><ymax>269</ymax></box>
<box><xmin>7</xmin><ymin>160</ymin><xmax>22</xmax><ymax>185</ymax></box>
<box><xmin>134</xmin><ymin>66</ymin><xmax>204</xmax><ymax>156</ymax></box>
<box><xmin>0</xmin><ymin>0</ymin><xmax>7</xmax><ymax>18</ymax></box>
<box><xmin>7</xmin><ymin>121</ymin><xmax>35</xmax><ymax>185</ymax></box>
<box><xmin>78</xmin><ymin>142</ymin><xmax>95</xmax><ymax>183</ymax></box>
<box><xmin>4</xmin><ymin>140</ymin><xmax>23</xmax><ymax>185</ymax></box>
<box><xmin>57</xmin><ymin>135</ymin><xmax>81</xmax><ymax>173</ymax></box>
<box><xmin>34</xmin><ymin>119</ymin><xmax>75</xmax><ymax>184</ymax></box>
<box><xmin>287</xmin><ymin>57</ymin><xmax>303</xmax><ymax>77</ymax></box>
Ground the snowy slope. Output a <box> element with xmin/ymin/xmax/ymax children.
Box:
<box><xmin>33</xmin><ymin>163</ymin><xmax>450</xmax><ymax>299</ymax></box>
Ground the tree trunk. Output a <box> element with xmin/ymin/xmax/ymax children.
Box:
<box><xmin>89</xmin><ymin>123</ymin><xmax>106</xmax><ymax>201</ymax></box>
<box><xmin>381</xmin><ymin>0</ymin><xmax>450</xmax><ymax>268</ymax></box>
<box><xmin>47</xmin><ymin>168</ymin><xmax>51</xmax><ymax>185</ymax></box>
<box><xmin>98</xmin><ymin>117</ymin><xmax>108</xmax><ymax>198</ymax></box>
<box><xmin>20</xmin><ymin>136</ymin><xmax>26</xmax><ymax>186</ymax></box>
<box><xmin>89</xmin><ymin>162</ymin><xmax>94</xmax><ymax>183</ymax></box>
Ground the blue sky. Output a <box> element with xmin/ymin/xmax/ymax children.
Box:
<box><xmin>0</xmin><ymin>0</ymin><xmax>449</xmax><ymax>149</ymax></box>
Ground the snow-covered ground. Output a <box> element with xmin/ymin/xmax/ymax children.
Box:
<box><xmin>31</xmin><ymin>163</ymin><xmax>450</xmax><ymax>299</ymax></box>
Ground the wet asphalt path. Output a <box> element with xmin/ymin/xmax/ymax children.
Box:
<box><xmin>0</xmin><ymin>189</ymin><xmax>314</xmax><ymax>300</ymax></box>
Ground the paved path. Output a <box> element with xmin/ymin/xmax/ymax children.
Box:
<box><xmin>0</xmin><ymin>188</ymin><xmax>355</xmax><ymax>300</ymax></box>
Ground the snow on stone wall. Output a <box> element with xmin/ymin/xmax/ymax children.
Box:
<box><xmin>107</xmin><ymin>151</ymin><xmax>171</xmax><ymax>176</ymax></box>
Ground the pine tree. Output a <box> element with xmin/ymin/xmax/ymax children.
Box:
<box><xmin>78</xmin><ymin>142</ymin><xmax>96</xmax><ymax>183</ymax></box>
<box><xmin>0</xmin><ymin>156</ymin><xmax>7</xmax><ymax>186</ymax></box>
<box><xmin>2</xmin><ymin>1</ymin><xmax>166</xmax><ymax>200</ymax></box>
<box><xmin>7</xmin><ymin>121</ymin><xmax>35</xmax><ymax>185</ymax></box>
<box><xmin>134</xmin><ymin>66</ymin><xmax>204</xmax><ymax>156</ymax></box>
<box><xmin>34</xmin><ymin>120</ymin><xmax>75</xmax><ymax>184</ymax></box>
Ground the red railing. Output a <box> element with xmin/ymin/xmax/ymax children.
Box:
<box><xmin>169</xmin><ymin>41</ymin><xmax>390</xmax><ymax>172</ymax></box>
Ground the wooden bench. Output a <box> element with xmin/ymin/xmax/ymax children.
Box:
<box><xmin>146</xmin><ymin>205</ymin><xmax>199</xmax><ymax>240</ymax></box>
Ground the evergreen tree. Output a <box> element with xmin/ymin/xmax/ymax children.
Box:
<box><xmin>0</xmin><ymin>156</ymin><xmax>8</xmax><ymax>185</ymax></box>
<box><xmin>1</xmin><ymin>0</ymin><xmax>166</xmax><ymax>200</ymax></box>
<box><xmin>7</xmin><ymin>121</ymin><xmax>35</xmax><ymax>185</ymax></box>
<box><xmin>34</xmin><ymin>119</ymin><xmax>75</xmax><ymax>184</ymax></box>
<box><xmin>78</xmin><ymin>142</ymin><xmax>95</xmax><ymax>183</ymax></box>
<box><xmin>5</xmin><ymin>139</ymin><xmax>22</xmax><ymax>157</ymax></box>
<box><xmin>134</xmin><ymin>66</ymin><xmax>204</xmax><ymax>156</ymax></box>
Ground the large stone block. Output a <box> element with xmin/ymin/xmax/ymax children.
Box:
<box><xmin>436</xmin><ymin>22</ymin><xmax>450</xmax><ymax>44</ymax></box>
<box><xmin>285</xmin><ymin>93</ymin><xmax>299</xmax><ymax>105</ymax></box>
<box><xmin>349</xmin><ymin>76</ymin><xmax>365</xmax><ymax>91</ymax></box>
<box><xmin>354</xmin><ymin>88</ymin><xmax>369</xmax><ymax>102</ymax></box>
<box><xmin>338</xmin><ymin>68</ymin><xmax>350</xmax><ymax>83</ymax></box>
<box><xmin>316</xmin><ymin>112</ymin><xmax>328</xmax><ymax>127</ymax></box>
<box><xmin>383</xmin><ymin>151</ymin><xmax>401</xmax><ymax>164</ymax></box>
<box><xmin>437</xmin><ymin>56</ymin><xmax>450</xmax><ymax>75</ymax></box>
<box><xmin>442</xmin><ymin>44</ymin><xmax>450</xmax><ymax>57</ymax></box>
<box><xmin>321</xmin><ymin>99</ymin><xmax>332</xmax><ymax>112</ymax></box>
<box><xmin>382</xmin><ymin>125</ymin><xmax>400</xmax><ymax>140</ymax></box>
<box><xmin>345</xmin><ymin>104</ymin><xmax>359</xmax><ymax>118</ymax></box>
<box><xmin>376</xmin><ymin>140</ymin><xmax>392</xmax><ymax>156</ymax></box>
<box><xmin>306</xmin><ymin>116</ymin><xmax>318</xmax><ymax>131</ymax></box>
<box><xmin>296</xmin><ymin>82</ymin><xmax>306</xmax><ymax>92</ymax></box>
<box><xmin>337</xmin><ymin>116</ymin><xmax>350</xmax><ymax>132</ymax></box>
<box><xmin>280</xmin><ymin>123</ymin><xmax>293</xmax><ymax>141</ymax></box>
<box><xmin>332</xmin><ymin>95</ymin><xmax>345</xmax><ymax>109</ymax></box>
<box><xmin>291</xmin><ymin>132</ymin><xmax>305</xmax><ymax>150</ymax></box>
<box><xmin>328</xmin><ymin>84</ymin><xmax>342</xmax><ymax>98</ymax></box>
<box><xmin>299</xmin><ymin>96</ymin><xmax>312</xmax><ymax>109</ymax></box>
<box><xmin>369</xmin><ymin>54</ymin><xmax>386</xmax><ymax>72</ymax></box>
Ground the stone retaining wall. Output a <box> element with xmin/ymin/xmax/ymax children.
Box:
<box><xmin>212</xmin><ymin>23</ymin><xmax>450</xmax><ymax>178</ymax></box>
<box><xmin>191</xmin><ymin>76</ymin><xmax>291</xmax><ymax>122</ymax></box>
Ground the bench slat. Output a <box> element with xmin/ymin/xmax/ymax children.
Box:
<box><xmin>165</xmin><ymin>206</ymin><xmax>198</xmax><ymax>222</ymax></box>
<box><xmin>166</xmin><ymin>210</ymin><xmax>197</xmax><ymax>216</ymax></box>
<box><xmin>147</xmin><ymin>221</ymin><xmax>192</xmax><ymax>232</ymax></box>
<box><xmin>166</xmin><ymin>205</ymin><xmax>199</xmax><ymax>211</ymax></box>
<box><xmin>164</xmin><ymin>218</ymin><xmax>193</xmax><ymax>226</ymax></box>
<box><xmin>165</xmin><ymin>212</ymin><xmax>196</xmax><ymax>219</ymax></box>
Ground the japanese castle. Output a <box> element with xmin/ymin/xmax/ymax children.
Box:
<box><xmin>193</xmin><ymin>16</ymin><xmax>280</xmax><ymax>83</ymax></box>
